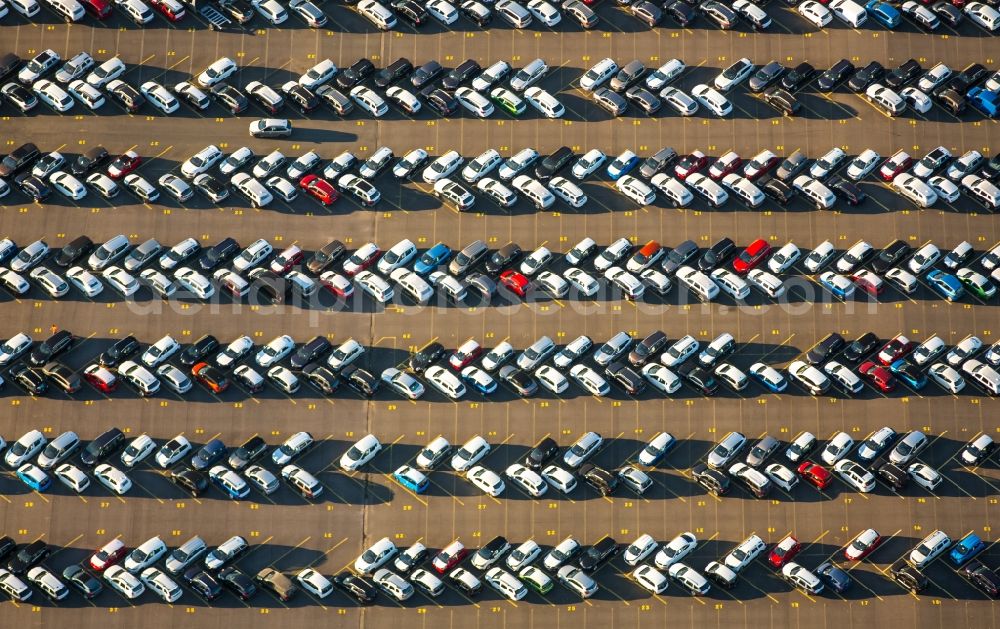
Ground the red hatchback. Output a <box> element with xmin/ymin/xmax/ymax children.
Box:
<box><xmin>733</xmin><ymin>239</ymin><xmax>771</xmax><ymax>274</ymax></box>
<box><xmin>300</xmin><ymin>175</ymin><xmax>339</xmax><ymax>205</ymax></box>
<box><xmin>83</xmin><ymin>364</ymin><xmax>118</xmax><ymax>393</ymax></box>
<box><xmin>149</xmin><ymin>0</ymin><xmax>186</xmax><ymax>20</ymax></box>
<box><xmin>80</xmin><ymin>0</ymin><xmax>112</xmax><ymax>18</ymax></box>
<box><xmin>797</xmin><ymin>461</ymin><xmax>832</xmax><ymax>489</ymax></box>
<box><xmin>192</xmin><ymin>362</ymin><xmax>230</xmax><ymax>394</ymax></box>
<box><xmin>674</xmin><ymin>150</ymin><xmax>708</xmax><ymax>180</ymax></box>
<box><xmin>107</xmin><ymin>151</ymin><xmax>141</xmax><ymax>179</ymax></box>
<box><xmin>432</xmin><ymin>540</ymin><xmax>468</xmax><ymax>574</ymax></box>
<box><xmin>708</xmin><ymin>151</ymin><xmax>743</xmax><ymax>181</ymax></box>
<box><xmin>877</xmin><ymin>335</ymin><xmax>914</xmax><ymax>365</ymax></box>
<box><xmin>768</xmin><ymin>534</ymin><xmax>802</xmax><ymax>568</ymax></box>
<box><xmin>499</xmin><ymin>269</ymin><xmax>530</xmax><ymax>297</ymax></box>
<box><xmin>859</xmin><ymin>360</ymin><xmax>896</xmax><ymax>392</ymax></box>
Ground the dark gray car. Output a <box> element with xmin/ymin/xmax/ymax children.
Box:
<box><xmin>661</xmin><ymin>239</ymin><xmax>699</xmax><ymax>275</ymax></box>
<box><xmin>748</xmin><ymin>61</ymin><xmax>785</xmax><ymax>93</ymax></box>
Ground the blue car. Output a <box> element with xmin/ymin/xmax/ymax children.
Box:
<box><xmin>17</xmin><ymin>464</ymin><xmax>52</xmax><ymax>492</ymax></box>
<box><xmin>461</xmin><ymin>367</ymin><xmax>498</xmax><ymax>395</ymax></box>
<box><xmin>750</xmin><ymin>363</ymin><xmax>788</xmax><ymax>393</ymax></box>
<box><xmin>606</xmin><ymin>150</ymin><xmax>640</xmax><ymax>180</ymax></box>
<box><xmin>865</xmin><ymin>0</ymin><xmax>900</xmax><ymax>28</ymax></box>
<box><xmin>950</xmin><ymin>533</ymin><xmax>986</xmax><ymax>566</ymax></box>
<box><xmin>926</xmin><ymin>269</ymin><xmax>965</xmax><ymax>302</ymax></box>
<box><xmin>967</xmin><ymin>87</ymin><xmax>999</xmax><ymax>119</ymax></box>
<box><xmin>191</xmin><ymin>438</ymin><xmax>227</xmax><ymax>471</ymax></box>
<box><xmin>393</xmin><ymin>465</ymin><xmax>429</xmax><ymax>494</ymax></box>
<box><xmin>890</xmin><ymin>359</ymin><xmax>927</xmax><ymax>390</ymax></box>
<box><xmin>414</xmin><ymin>242</ymin><xmax>452</xmax><ymax>275</ymax></box>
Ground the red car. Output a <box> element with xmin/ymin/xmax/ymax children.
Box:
<box><xmin>876</xmin><ymin>335</ymin><xmax>914</xmax><ymax>365</ymax></box>
<box><xmin>83</xmin><ymin>364</ymin><xmax>118</xmax><ymax>393</ymax></box>
<box><xmin>878</xmin><ymin>150</ymin><xmax>912</xmax><ymax>181</ymax></box>
<box><xmin>300</xmin><ymin>175</ymin><xmax>339</xmax><ymax>205</ymax></box>
<box><xmin>768</xmin><ymin>534</ymin><xmax>802</xmax><ymax>568</ymax></box>
<box><xmin>743</xmin><ymin>150</ymin><xmax>781</xmax><ymax>180</ymax></box>
<box><xmin>851</xmin><ymin>270</ymin><xmax>884</xmax><ymax>296</ymax></box>
<box><xmin>844</xmin><ymin>528</ymin><xmax>882</xmax><ymax>561</ymax></box>
<box><xmin>449</xmin><ymin>339</ymin><xmax>482</xmax><ymax>370</ymax></box>
<box><xmin>499</xmin><ymin>269</ymin><xmax>530</xmax><ymax>297</ymax></box>
<box><xmin>192</xmin><ymin>362</ymin><xmax>230</xmax><ymax>393</ymax></box>
<box><xmin>107</xmin><ymin>150</ymin><xmax>141</xmax><ymax>179</ymax></box>
<box><xmin>149</xmin><ymin>0</ymin><xmax>186</xmax><ymax>20</ymax></box>
<box><xmin>320</xmin><ymin>271</ymin><xmax>354</xmax><ymax>298</ymax></box>
<box><xmin>674</xmin><ymin>150</ymin><xmax>708</xmax><ymax>180</ymax></box>
<box><xmin>270</xmin><ymin>245</ymin><xmax>304</xmax><ymax>275</ymax></box>
<box><xmin>80</xmin><ymin>0</ymin><xmax>112</xmax><ymax>18</ymax></box>
<box><xmin>733</xmin><ymin>239</ymin><xmax>771</xmax><ymax>274</ymax></box>
<box><xmin>708</xmin><ymin>151</ymin><xmax>743</xmax><ymax>181</ymax></box>
<box><xmin>859</xmin><ymin>360</ymin><xmax>896</xmax><ymax>392</ymax></box>
<box><xmin>797</xmin><ymin>461</ymin><xmax>832</xmax><ymax>489</ymax></box>
<box><xmin>432</xmin><ymin>540</ymin><xmax>468</xmax><ymax>574</ymax></box>
<box><xmin>89</xmin><ymin>538</ymin><xmax>127</xmax><ymax>572</ymax></box>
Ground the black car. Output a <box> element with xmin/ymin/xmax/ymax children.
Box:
<box><xmin>0</xmin><ymin>537</ymin><xmax>16</xmax><ymax>563</ymax></box>
<box><xmin>184</xmin><ymin>567</ymin><xmax>222</xmax><ymax>600</ymax></box>
<box><xmin>930</xmin><ymin>1</ymin><xmax>961</xmax><ymax>28</ymax></box>
<box><xmin>606</xmin><ymin>362</ymin><xmax>646</xmax><ymax>395</ymax></box>
<box><xmin>806</xmin><ymin>333</ymin><xmax>845</xmax><ymax>364</ymax></box>
<box><xmin>171</xmin><ymin>469</ymin><xmax>208</xmax><ymax>496</ymax></box>
<box><xmin>780</xmin><ymin>62</ymin><xmax>816</xmax><ymax>93</ymax></box>
<box><xmin>460</xmin><ymin>0</ymin><xmax>492</xmax><ymax>25</ymax></box>
<box><xmin>677</xmin><ymin>361</ymin><xmax>719</xmax><ymax>395</ymax></box>
<box><xmin>54</xmin><ymin>235</ymin><xmax>93</xmax><ymax>267</ymax></box>
<box><xmin>343</xmin><ymin>365</ymin><xmax>379</xmax><ymax>397</ymax></box>
<box><xmin>442</xmin><ymin>59</ymin><xmax>482</xmax><ymax>90</ymax></box>
<box><xmin>890</xmin><ymin>560</ymin><xmax>927</xmax><ymax>592</ymax></box>
<box><xmin>629</xmin><ymin>330</ymin><xmax>667</xmax><ymax>366</ymax></box>
<box><xmin>409</xmin><ymin>341</ymin><xmax>445</xmax><ymax>372</ymax></box>
<box><xmin>107</xmin><ymin>80</ymin><xmax>145</xmax><ymax>112</ymax></box>
<box><xmin>827</xmin><ymin>176</ymin><xmax>866</xmax><ymax>206</ymax></box>
<box><xmin>228</xmin><ymin>435</ymin><xmax>267</xmax><ymax>471</ymax></box>
<box><xmin>11</xmin><ymin>363</ymin><xmax>48</xmax><ymax>395</ymax></box>
<box><xmin>218</xmin><ymin>566</ymin><xmax>257</xmax><ymax>600</ymax></box>
<box><xmin>762</xmin><ymin>87</ymin><xmax>799</xmax><ymax>116</ymax></box>
<box><xmin>198</xmin><ymin>237</ymin><xmax>241</xmax><ymax>271</ymax></box>
<box><xmin>535</xmin><ymin>146</ymin><xmax>574</xmax><ymax>181</ymax></box>
<box><xmin>935</xmin><ymin>89</ymin><xmax>965</xmax><ymax>116</ymax></box>
<box><xmin>411</xmin><ymin>60</ymin><xmax>443</xmax><ymax>89</ymax></box>
<box><xmin>374</xmin><ymin>57</ymin><xmax>414</xmax><ymax>88</ymax></box>
<box><xmin>847</xmin><ymin>61</ymin><xmax>884</xmax><ymax>93</ymax></box>
<box><xmin>499</xmin><ymin>365</ymin><xmax>538</xmax><ymax>397</ymax></box>
<box><xmin>885</xmin><ymin>59</ymin><xmax>922</xmax><ymax>89</ymax></box>
<box><xmin>661</xmin><ymin>239</ymin><xmax>699</xmax><ymax>275</ymax></box>
<box><xmin>15</xmin><ymin>173</ymin><xmax>51</xmax><ymax>201</ymax></box>
<box><xmin>979</xmin><ymin>154</ymin><xmax>1000</xmax><ymax>182</ymax></box>
<box><xmin>761</xmin><ymin>177</ymin><xmax>796</xmax><ymax>204</ymax></box>
<box><xmin>475</xmin><ymin>536</ymin><xmax>510</xmax><ymax>567</ymax></box>
<box><xmin>697</xmin><ymin>237</ymin><xmax>736</xmax><ymax>271</ymax></box>
<box><xmin>0</xmin><ymin>142</ymin><xmax>40</xmax><ymax>178</ymax></box>
<box><xmin>7</xmin><ymin>540</ymin><xmax>48</xmax><ymax>575</ymax></box>
<box><xmin>1</xmin><ymin>83</ymin><xmax>37</xmax><ymax>112</ymax></box>
<box><xmin>700</xmin><ymin>0</ymin><xmax>737</xmax><ymax>28</ymax></box>
<box><xmin>180</xmin><ymin>334</ymin><xmax>220</xmax><ymax>367</ymax></box>
<box><xmin>664</xmin><ymin>0</ymin><xmax>696</xmax><ymax>26</ymax></box>
<box><xmin>524</xmin><ymin>437</ymin><xmax>559</xmax><ymax>470</ymax></box>
<box><xmin>0</xmin><ymin>53</ymin><xmax>21</xmax><ymax>83</ymax></box>
<box><xmin>80</xmin><ymin>427</ymin><xmax>125</xmax><ymax>466</ymax></box>
<box><xmin>816</xmin><ymin>59</ymin><xmax>855</xmax><ymax>92</ymax></box>
<box><xmin>870</xmin><ymin>240</ymin><xmax>913</xmax><ymax>274</ymax></box>
<box><xmin>211</xmin><ymin>83</ymin><xmax>248</xmax><ymax>114</ymax></box>
<box><xmin>62</xmin><ymin>565</ymin><xmax>104</xmax><ymax>599</ymax></box>
<box><xmin>842</xmin><ymin>332</ymin><xmax>879</xmax><ymax>363</ymax></box>
<box><xmin>748</xmin><ymin>61</ymin><xmax>785</xmax><ymax>93</ymax></box>
<box><xmin>290</xmin><ymin>335</ymin><xmax>332</xmax><ymax>369</ymax></box>
<box><xmin>303</xmin><ymin>363</ymin><xmax>340</xmax><ymax>395</ymax></box>
<box><xmin>392</xmin><ymin>0</ymin><xmax>428</xmax><ymax>25</ymax></box>
<box><xmin>99</xmin><ymin>335</ymin><xmax>139</xmax><ymax>367</ymax></box>
<box><xmin>283</xmin><ymin>83</ymin><xmax>319</xmax><ymax>114</ymax></box>
<box><xmin>962</xmin><ymin>560</ymin><xmax>1000</xmax><ymax>598</ymax></box>
<box><xmin>578</xmin><ymin>537</ymin><xmax>618</xmax><ymax>572</ymax></box>
<box><xmin>638</xmin><ymin>147</ymin><xmax>678</xmax><ymax>180</ymax></box>
<box><xmin>218</xmin><ymin>0</ymin><xmax>254</xmax><ymax>22</ymax></box>
<box><xmin>333</xmin><ymin>572</ymin><xmax>378</xmax><ymax>604</ymax></box>
<box><xmin>692</xmin><ymin>463</ymin><xmax>730</xmax><ymax>496</ymax></box>
<box><xmin>425</xmin><ymin>89</ymin><xmax>458</xmax><ymax>116</ymax></box>
<box><xmin>872</xmin><ymin>460</ymin><xmax>908</xmax><ymax>491</ymax></box>
<box><xmin>578</xmin><ymin>463</ymin><xmax>618</xmax><ymax>496</ymax></box>
<box><xmin>816</xmin><ymin>562</ymin><xmax>852</xmax><ymax>593</ymax></box>
<box><xmin>484</xmin><ymin>243</ymin><xmax>522</xmax><ymax>276</ymax></box>
<box><xmin>307</xmin><ymin>240</ymin><xmax>346</xmax><ymax>273</ymax></box>
<box><xmin>193</xmin><ymin>174</ymin><xmax>230</xmax><ymax>203</ymax></box>
<box><xmin>336</xmin><ymin>58</ymin><xmax>376</xmax><ymax>90</ymax></box>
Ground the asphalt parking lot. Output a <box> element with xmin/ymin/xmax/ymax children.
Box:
<box><xmin>1</xmin><ymin>3</ymin><xmax>999</xmax><ymax>628</ymax></box>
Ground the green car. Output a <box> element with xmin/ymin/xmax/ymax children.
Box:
<box><xmin>519</xmin><ymin>566</ymin><xmax>553</xmax><ymax>594</ymax></box>
<box><xmin>958</xmin><ymin>269</ymin><xmax>997</xmax><ymax>300</ymax></box>
<box><xmin>490</xmin><ymin>87</ymin><xmax>526</xmax><ymax>116</ymax></box>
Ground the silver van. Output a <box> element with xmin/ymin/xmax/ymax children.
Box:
<box><xmin>88</xmin><ymin>234</ymin><xmax>130</xmax><ymax>271</ymax></box>
<box><xmin>449</xmin><ymin>239</ymin><xmax>489</xmax><ymax>275</ymax></box>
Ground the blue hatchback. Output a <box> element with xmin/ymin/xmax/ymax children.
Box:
<box><xmin>393</xmin><ymin>465</ymin><xmax>429</xmax><ymax>494</ymax></box>
<box><xmin>967</xmin><ymin>87</ymin><xmax>999</xmax><ymax>119</ymax></box>
<box><xmin>949</xmin><ymin>533</ymin><xmax>986</xmax><ymax>566</ymax></box>
<box><xmin>414</xmin><ymin>242</ymin><xmax>452</xmax><ymax>275</ymax></box>
<box><xmin>17</xmin><ymin>464</ymin><xmax>52</xmax><ymax>492</ymax></box>
<box><xmin>606</xmin><ymin>150</ymin><xmax>640</xmax><ymax>180</ymax></box>
<box><xmin>890</xmin><ymin>359</ymin><xmax>927</xmax><ymax>390</ymax></box>
<box><xmin>926</xmin><ymin>270</ymin><xmax>965</xmax><ymax>302</ymax></box>
<box><xmin>865</xmin><ymin>0</ymin><xmax>901</xmax><ymax>28</ymax></box>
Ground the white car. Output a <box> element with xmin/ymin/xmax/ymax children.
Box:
<box><xmin>821</xmin><ymin>432</ymin><xmax>854</xmax><ymax>465</ymax></box>
<box><xmin>426</xmin><ymin>0</ymin><xmax>459</xmax><ymax>24</ymax></box>
<box><xmin>121</xmin><ymin>434</ymin><xmax>155</xmax><ymax>468</ymax></box>
<box><xmin>142</xmin><ymin>335</ymin><xmax>180</xmax><ymax>368</ymax></box>
<box><xmin>654</xmin><ymin>532</ymin><xmax>697</xmax><ymax>569</ymax></box>
<box><xmin>907</xmin><ymin>463</ymin><xmax>942</xmax><ymax>491</ymax></box>
<box><xmin>340</xmin><ymin>434</ymin><xmax>383</xmax><ymax>471</ymax></box>
<box><xmin>691</xmin><ymin>84</ymin><xmax>732</xmax><ymax>116</ymax></box>
<box><xmin>526</xmin><ymin>0</ymin><xmax>560</xmax><ymax>25</ymax></box>
<box><xmin>966</xmin><ymin>2</ymin><xmax>1000</xmax><ymax>31</ymax></box>
<box><xmin>181</xmin><ymin>145</ymin><xmax>223</xmax><ymax>178</ymax></box>
<box><xmin>623</xmin><ymin>534</ymin><xmax>659</xmax><ymax>566</ymax></box>
<box><xmin>256</xmin><ymin>334</ymin><xmax>295</xmax><ymax>367</ymax></box>
<box><xmin>834</xmin><ymin>459</ymin><xmax>875</xmax><ymax>492</ymax></box>
<box><xmin>928</xmin><ymin>363</ymin><xmax>965</xmax><ymax>393</ymax></box>
<box><xmin>296</xmin><ymin>569</ymin><xmax>333</xmax><ymax>599</ymax></box>
<box><xmin>572</xmin><ymin>149</ymin><xmax>607</xmax><ymax>179</ymax></box>
<box><xmin>422</xmin><ymin>150</ymin><xmax>464</xmax><ymax>184</ymax></box>
<box><xmin>252</xmin><ymin>0</ymin><xmax>288</xmax><ymax>23</ymax></box>
<box><xmin>94</xmin><ymin>464</ymin><xmax>132</xmax><ymax>495</ymax></box>
<box><xmin>467</xmin><ymin>465</ymin><xmax>505</xmax><ymax>496</ymax></box>
<box><xmin>174</xmin><ymin>267</ymin><xmax>214</xmax><ymax>299</ymax></box>
<box><xmin>55</xmin><ymin>463</ymin><xmax>90</xmax><ymax>493</ymax></box>
<box><xmin>507</xmin><ymin>540</ymin><xmax>542</xmax><ymax>571</ymax></box>
<box><xmin>714</xmin><ymin>58</ymin><xmax>754</xmax><ymax>92</ymax></box>
<box><xmin>155</xmin><ymin>435</ymin><xmax>192</xmax><ymax>468</ymax></box>
<box><xmin>643</xmin><ymin>364</ymin><xmax>681</xmax><ymax>394</ymax></box>
<box><xmin>662</xmin><ymin>335</ymin><xmax>699</xmax><ymax>368</ymax></box>
<box><xmin>104</xmin><ymin>566</ymin><xmax>144</xmax><ymax>599</ymax></box>
<box><xmin>196</xmin><ymin>57</ymin><xmax>237</xmax><ymax>89</ymax></box>
<box><xmin>541</xmin><ymin>465</ymin><xmax>577</xmax><ymax>494</ymax></box>
<box><xmin>354</xmin><ymin>538</ymin><xmax>398</xmax><ymax>574</ymax></box>
<box><xmin>798</xmin><ymin>0</ymin><xmax>832</xmax><ymax>26</ymax></box>
<box><xmin>451</xmin><ymin>435</ymin><xmax>491</xmax><ymax>472</ymax></box>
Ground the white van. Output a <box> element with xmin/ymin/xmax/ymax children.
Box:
<box><xmin>710</xmin><ymin>268</ymin><xmax>750</xmax><ymax>300</ymax></box>
<box><xmin>865</xmin><ymin>84</ymin><xmax>905</xmax><ymax>116</ymax></box>
<box><xmin>548</xmin><ymin>177</ymin><xmax>587</xmax><ymax>207</ymax></box>
<box><xmin>829</xmin><ymin>0</ymin><xmax>867</xmax><ymax>26</ymax></box>
<box><xmin>377</xmin><ymin>239</ymin><xmax>418</xmax><ymax>274</ymax></box>
<box><xmin>46</xmin><ymin>0</ymin><xmax>84</xmax><ymax>21</ymax></box>
<box><xmin>722</xmin><ymin>174</ymin><xmax>764</xmax><ymax>208</ymax></box>
<box><xmin>687</xmin><ymin>173</ymin><xmax>729</xmax><ymax>207</ymax></box>
<box><xmin>617</xmin><ymin>175</ymin><xmax>656</xmax><ymax>205</ymax></box>
<box><xmin>232</xmin><ymin>173</ymin><xmax>274</xmax><ymax>208</ymax></box>
<box><xmin>390</xmin><ymin>268</ymin><xmax>433</xmax><ymax>304</ymax></box>
<box><xmin>425</xmin><ymin>365</ymin><xmax>466</xmax><ymax>399</ymax></box>
<box><xmin>580</xmin><ymin>58</ymin><xmax>618</xmax><ymax>91</ymax></box>
<box><xmin>356</xmin><ymin>270</ymin><xmax>394</xmax><ymax>303</ymax></box>
<box><xmin>650</xmin><ymin>173</ymin><xmax>693</xmax><ymax>207</ymax></box>
<box><xmin>430</xmin><ymin>271</ymin><xmax>468</xmax><ymax>302</ymax></box>
<box><xmin>676</xmin><ymin>265</ymin><xmax>719</xmax><ymax>302</ymax></box>
<box><xmin>89</xmin><ymin>234</ymin><xmax>130</xmax><ymax>271</ymax></box>
<box><xmin>962</xmin><ymin>359</ymin><xmax>1000</xmax><ymax>395</ymax></box>
<box><xmin>512</xmin><ymin>175</ymin><xmax>554</xmax><ymax>209</ymax></box>
<box><xmin>893</xmin><ymin>174</ymin><xmax>937</xmax><ymax>208</ymax></box>
<box><xmin>792</xmin><ymin>175</ymin><xmax>835</xmax><ymax>209</ymax></box>
<box><xmin>524</xmin><ymin>87</ymin><xmax>564</xmax><ymax>118</ymax></box>
<box><xmin>962</xmin><ymin>175</ymin><xmax>1000</xmax><ymax>211</ymax></box>
<box><xmin>9</xmin><ymin>0</ymin><xmax>41</xmax><ymax>17</ymax></box>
